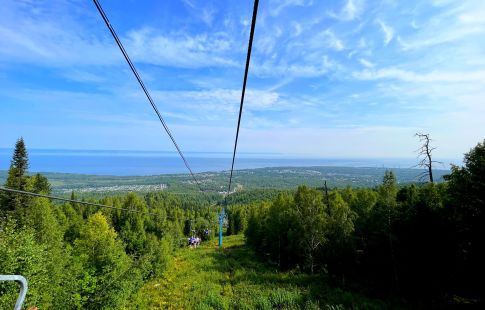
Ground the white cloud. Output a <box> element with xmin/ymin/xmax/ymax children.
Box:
<box><xmin>343</xmin><ymin>0</ymin><xmax>363</xmax><ymax>20</ymax></box>
<box><xmin>0</xmin><ymin>2</ymin><xmax>241</xmax><ymax>70</ymax></box>
<box><xmin>0</xmin><ymin>21</ymin><xmax>120</xmax><ymax>67</ymax></box>
<box><xmin>358</xmin><ymin>58</ymin><xmax>374</xmax><ymax>68</ymax></box>
<box><xmin>270</xmin><ymin>0</ymin><xmax>313</xmax><ymax>17</ymax></box>
<box><xmin>181</xmin><ymin>0</ymin><xmax>196</xmax><ymax>9</ymax></box>
<box><xmin>311</xmin><ymin>29</ymin><xmax>345</xmax><ymax>51</ymax></box>
<box><xmin>292</xmin><ymin>22</ymin><xmax>303</xmax><ymax>37</ymax></box>
<box><xmin>253</xmin><ymin>55</ymin><xmax>338</xmax><ymax>78</ymax></box>
<box><xmin>398</xmin><ymin>26</ymin><xmax>484</xmax><ymax>51</ymax></box>
<box><xmin>238</xmin><ymin>125</ymin><xmax>421</xmax><ymax>157</ymax></box>
<box><xmin>398</xmin><ymin>1</ymin><xmax>485</xmax><ymax>51</ymax></box>
<box><xmin>376</xmin><ymin>19</ymin><xmax>394</xmax><ymax>45</ymax></box>
<box><xmin>125</xmin><ymin>28</ymin><xmax>239</xmax><ymax>68</ymax></box>
<box><xmin>353</xmin><ymin>68</ymin><xmax>485</xmax><ymax>83</ymax></box>
<box><xmin>200</xmin><ymin>8</ymin><xmax>216</xmax><ymax>26</ymax></box>
<box><xmin>256</xmin><ymin>35</ymin><xmax>277</xmax><ymax>55</ymax></box>
<box><xmin>329</xmin><ymin>0</ymin><xmax>365</xmax><ymax>21</ymax></box>
<box><xmin>151</xmin><ymin>88</ymin><xmax>282</xmax><ymax>113</ymax></box>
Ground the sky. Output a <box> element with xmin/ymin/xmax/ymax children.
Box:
<box><xmin>1</xmin><ymin>0</ymin><xmax>484</xmax><ymax>161</ymax></box>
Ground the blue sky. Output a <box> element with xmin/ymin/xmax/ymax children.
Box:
<box><xmin>1</xmin><ymin>0</ymin><xmax>484</xmax><ymax>160</ymax></box>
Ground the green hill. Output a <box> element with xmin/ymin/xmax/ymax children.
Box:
<box><xmin>130</xmin><ymin>235</ymin><xmax>394</xmax><ymax>309</ymax></box>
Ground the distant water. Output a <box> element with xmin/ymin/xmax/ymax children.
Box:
<box><xmin>0</xmin><ymin>149</ymin><xmax>454</xmax><ymax>176</ymax></box>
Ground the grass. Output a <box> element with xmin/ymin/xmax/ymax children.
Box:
<box><xmin>129</xmin><ymin>235</ymin><xmax>393</xmax><ymax>309</ymax></box>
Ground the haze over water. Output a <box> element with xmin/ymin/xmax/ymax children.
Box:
<box><xmin>0</xmin><ymin>149</ymin><xmax>456</xmax><ymax>176</ymax></box>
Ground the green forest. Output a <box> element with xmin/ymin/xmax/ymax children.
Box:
<box><xmin>0</xmin><ymin>165</ymin><xmax>450</xmax><ymax>196</ymax></box>
<box><xmin>1</xmin><ymin>137</ymin><xmax>484</xmax><ymax>309</ymax></box>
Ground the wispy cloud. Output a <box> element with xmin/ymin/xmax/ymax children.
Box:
<box><xmin>269</xmin><ymin>0</ymin><xmax>313</xmax><ymax>17</ymax></box>
<box><xmin>310</xmin><ymin>29</ymin><xmax>345</xmax><ymax>51</ymax></box>
<box><xmin>200</xmin><ymin>8</ymin><xmax>216</xmax><ymax>27</ymax></box>
<box><xmin>0</xmin><ymin>20</ymin><xmax>119</xmax><ymax>67</ymax></box>
<box><xmin>328</xmin><ymin>0</ymin><xmax>365</xmax><ymax>21</ymax></box>
<box><xmin>398</xmin><ymin>1</ymin><xmax>485</xmax><ymax>51</ymax></box>
<box><xmin>181</xmin><ymin>0</ymin><xmax>196</xmax><ymax>9</ymax></box>
<box><xmin>358</xmin><ymin>58</ymin><xmax>374</xmax><ymax>68</ymax></box>
<box><xmin>376</xmin><ymin>19</ymin><xmax>394</xmax><ymax>45</ymax></box>
<box><xmin>292</xmin><ymin>22</ymin><xmax>303</xmax><ymax>37</ymax></box>
<box><xmin>126</xmin><ymin>28</ymin><xmax>239</xmax><ymax>68</ymax></box>
<box><xmin>252</xmin><ymin>55</ymin><xmax>339</xmax><ymax>78</ymax></box>
<box><xmin>353</xmin><ymin>68</ymin><xmax>485</xmax><ymax>83</ymax></box>
<box><xmin>1</xmin><ymin>0</ymin><xmax>484</xmax><ymax>159</ymax></box>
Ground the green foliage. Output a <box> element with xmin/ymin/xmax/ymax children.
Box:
<box><xmin>1</xmin><ymin>138</ymin><xmax>484</xmax><ymax>308</ymax></box>
<box><xmin>243</xmin><ymin>155</ymin><xmax>485</xmax><ymax>305</ymax></box>
<box><xmin>245</xmin><ymin>186</ymin><xmax>357</xmax><ymax>274</ymax></box>
<box><xmin>0</xmin><ymin>221</ymin><xmax>48</xmax><ymax>309</ymax></box>
<box><xmin>443</xmin><ymin>139</ymin><xmax>485</xmax><ymax>297</ymax></box>
<box><xmin>118</xmin><ymin>193</ymin><xmax>148</xmax><ymax>254</ymax></box>
<box><xmin>0</xmin><ymin>166</ymin><xmax>451</xmax><ymax>198</ymax></box>
<box><xmin>227</xmin><ymin>204</ymin><xmax>250</xmax><ymax>235</ymax></box>
<box><xmin>0</xmin><ymin>140</ymin><xmax>218</xmax><ymax>309</ymax></box>
<box><xmin>30</xmin><ymin>173</ymin><xmax>52</xmax><ymax>195</ymax></box>
<box><xmin>1</xmin><ymin>137</ymin><xmax>29</xmax><ymax>213</ymax></box>
<box><xmin>378</xmin><ymin>170</ymin><xmax>398</xmax><ymax>208</ymax></box>
<box><xmin>132</xmin><ymin>235</ymin><xmax>387</xmax><ymax>309</ymax></box>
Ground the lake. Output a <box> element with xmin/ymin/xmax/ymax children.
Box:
<box><xmin>0</xmin><ymin>149</ymin><xmax>454</xmax><ymax>176</ymax></box>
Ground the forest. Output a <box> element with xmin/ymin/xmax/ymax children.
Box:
<box><xmin>0</xmin><ymin>165</ymin><xmax>450</xmax><ymax>196</ymax></box>
<box><xmin>1</xmin><ymin>137</ymin><xmax>484</xmax><ymax>308</ymax></box>
<box><xmin>0</xmin><ymin>139</ymin><xmax>221</xmax><ymax>309</ymax></box>
<box><xmin>228</xmin><ymin>140</ymin><xmax>485</xmax><ymax>306</ymax></box>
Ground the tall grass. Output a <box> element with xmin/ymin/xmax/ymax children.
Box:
<box><xmin>130</xmin><ymin>235</ymin><xmax>390</xmax><ymax>309</ymax></box>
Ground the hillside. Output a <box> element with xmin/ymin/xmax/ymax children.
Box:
<box><xmin>130</xmin><ymin>235</ymin><xmax>393</xmax><ymax>309</ymax></box>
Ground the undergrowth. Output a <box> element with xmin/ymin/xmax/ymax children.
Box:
<box><xmin>129</xmin><ymin>235</ymin><xmax>391</xmax><ymax>309</ymax></box>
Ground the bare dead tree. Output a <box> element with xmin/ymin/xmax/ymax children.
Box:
<box><xmin>414</xmin><ymin>133</ymin><xmax>442</xmax><ymax>183</ymax></box>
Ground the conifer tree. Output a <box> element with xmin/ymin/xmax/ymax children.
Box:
<box><xmin>1</xmin><ymin>137</ymin><xmax>30</xmax><ymax>212</ymax></box>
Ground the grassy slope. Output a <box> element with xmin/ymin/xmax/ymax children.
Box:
<box><xmin>130</xmin><ymin>235</ymin><xmax>395</xmax><ymax>310</ymax></box>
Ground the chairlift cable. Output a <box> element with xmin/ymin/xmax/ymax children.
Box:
<box><xmin>220</xmin><ymin>0</ymin><xmax>259</xmax><ymax>248</ymax></box>
<box><xmin>226</xmin><ymin>0</ymin><xmax>259</xmax><ymax>201</ymax></box>
<box><xmin>92</xmin><ymin>0</ymin><xmax>202</xmax><ymax>191</ymax></box>
<box><xmin>0</xmin><ymin>187</ymin><xmax>175</xmax><ymax>219</ymax></box>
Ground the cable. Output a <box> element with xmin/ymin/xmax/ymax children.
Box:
<box><xmin>92</xmin><ymin>0</ymin><xmax>202</xmax><ymax>191</ymax></box>
<box><xmin>226</xmin><ymin>0</ymin><xmax>260</xmax><ymax>199</ymax></box>
<box><xmin>219</xmin><ymin>0</ymin><xmax>259</xmax><ymax>248</ymax></box>
<box><xmin>0</xmin><ymin>186</ymin><xmax>169</xmax><ymax>218</ymax></box>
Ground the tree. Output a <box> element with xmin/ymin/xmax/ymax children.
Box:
<box><xmin>1</xmin><ymin>137</ymin><xmax>30</xmax><ymax>212</ymax></box>
<box><xmin>74</xmin><ymin>212</ymin><xmax>137</xmax><ymax>309</ymax></box>
<box><xmin>293</xmin><ymin>186</ymin><xmax>328</xmax><ymax>273</ymax></box>
<box><xmin>30</xmin><ymin>173</ymin><xmax>51</xmax><ymax>195</ymax></box>
<box><xmin>327</xmin><ymin>191</ymin><xmax>355</xmax><ymax>241</ymax></box>
<box><xmin>117</xmin><ymin>193</ymin><xmax>148</xmax><ymax>254</ymax></box>
<box><xmin>0</xmin><ymin>221</ymin><xmax>48</xmax><ymax>309</ymax></box>
<box><xmin>377</xmin><ymin>170</ymin><xmax>399</xmax><ymax>290</ymax></box>
<box><xmin>444</xmin><ymin>139</ymin><xmax>485</xmax><ymax>296</ymax></box>
<box><xmin>378</xmin><ymin>170</ymin><xmax>398</xmax><ymax>208</ymax></box>
<box><xmin>21</xmin><ymin>197</ymin><xmax>74</xmax><ymax>308</ymax></box>
<box><xmin>266</xmin><ymin>193</ymin><xmax>297</xmax><ymax>268</ymax></box>
<box><xmin>245</xmin><ymin>202</ymin><xmax>269</xmax><ymax>250</ymax></box>
<box><xmin>415</xmin><ymin>133</ymin><xmax>441</xmax><ymax>183</ymax></box>
<box><xmin>445</xmin><ymin>139</ymin><xmax>485</xmax><ymax>216</ymax></box>
<box><xmin>324</xmin><ymin>191</ymin><xmax>356</xmax><ymax>282</ymax></box>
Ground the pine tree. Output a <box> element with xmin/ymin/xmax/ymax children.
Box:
<box><xmin>1</xmin><ymin>137</ymin><xmax>30</xmax><ymax>212</ymax></box>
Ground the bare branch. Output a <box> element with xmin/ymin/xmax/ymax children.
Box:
<box><xmin>414</xmin><ymin>132</ymin><xmax>438</xmax><ymax>183</ymax></box>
